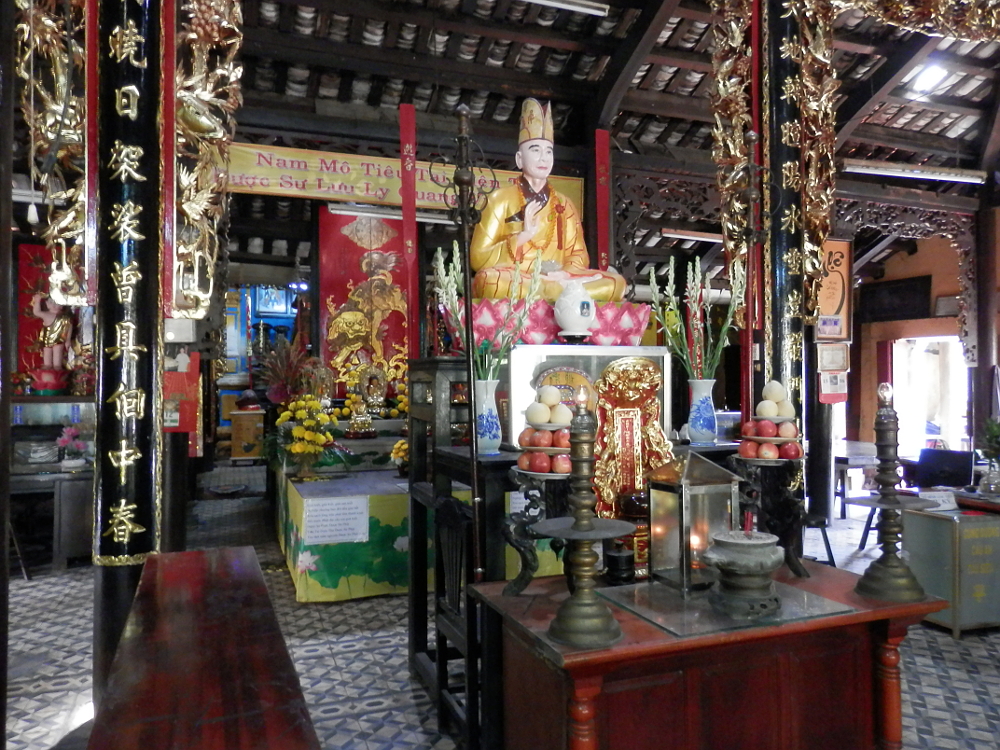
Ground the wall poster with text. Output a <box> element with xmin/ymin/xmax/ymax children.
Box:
<box><xmin>815</xmin><ymin>239</ymin><xmax>852</xmax><ymax>341</ymax></box>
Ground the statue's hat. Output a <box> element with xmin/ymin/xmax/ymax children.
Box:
<box><xmin>518</xmin><ymin>99</ymin><xmax>554</xmax><ymax>145</ymax></box>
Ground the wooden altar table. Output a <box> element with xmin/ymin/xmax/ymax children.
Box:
<box><xmin>472</xmin><ymin>561</ymin><xmax>945</xmax><ymax>750</ymax></box>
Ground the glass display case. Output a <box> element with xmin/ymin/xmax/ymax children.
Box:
<box><xmin>504</xmin><ymin>344</ymin><xmax>672</xmax><ymax>442</ymax></box>
<box><xmin>11</xmin><ymin>398</ymin><xmax>97</xmax><ymax>470</ymax></box>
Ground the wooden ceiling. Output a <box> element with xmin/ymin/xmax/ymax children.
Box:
<box><xmin>237</xmin><ymin>0</ymin><xmax>1000</xmax><ymax>175</ymax></box>
<box><xmin>231</xmin><ymin>0</ymin><xmax>1000</xmax><ymax>278</ymax></box>
<box><xmin>10</xmin><ymin>0</ymin><xmax>997</xmax><ymax>279</ymax></box>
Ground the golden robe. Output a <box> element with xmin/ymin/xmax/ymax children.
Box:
<box><xmin>470</xmin><ymin>183</ymin><xmax>625</xmax><ymax>302</ymax></box>
<box><xmin>39</xmin><ymin>313</ymin><xmax>73</xmax><ymax>347</ymax></box>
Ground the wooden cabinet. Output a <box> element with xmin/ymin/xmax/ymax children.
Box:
<box><xmin>407</xmin><ymin>357</ymin><xmax>516</xmax><ymax>750</ymax></box>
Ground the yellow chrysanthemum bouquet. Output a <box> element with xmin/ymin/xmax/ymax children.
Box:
<box><xmin>390</xmin><ymin>439</ymin><xmax>409</xmax><ymax>466</ymax></box>
<box><xmin>270</xmin><ymin>395</ymin><xmax>353</xmax><ymax>476</ymax></box>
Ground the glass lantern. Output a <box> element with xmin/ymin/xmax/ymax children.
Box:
<box><xmin>649</xmin><ymin>452</ymin><xmax>741</xmax><ymax>596</ymax></box>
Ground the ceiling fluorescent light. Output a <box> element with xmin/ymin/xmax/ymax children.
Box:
<box><xmin>659</xmin><ymin>228</ymin><xmax>724</xmax><ymax>242</ymax></box>
<box><xmin>326</xmin><ymin>203</ymin><xmax>455</xmax><ymax>225</ymax></box>
<box><xmin>910</xmin><ymin>64</ymin><xmax>948</xmax><ymax>93</ymax></box>
<box><xmin>840</xmin><ymin>158</ymin><xmax>986</xmax><ymax>185</ymax></box>
<box><xmin>527</xmin><ymin>0</ymin><xmax>610</xmax><ymax>17</ymax></box>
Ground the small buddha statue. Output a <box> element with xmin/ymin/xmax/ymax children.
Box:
<box><xmin>31</xmin><ymin>292</ymin><xmax>74</xmax><ymax>370</ymax></box>
<box><xmin>470</xmin><ymin>99</ymin><xmax>626</xmax><ymax>303</ymax></box>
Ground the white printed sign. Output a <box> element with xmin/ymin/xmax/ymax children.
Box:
<box><xmin>303</xmin><ymin>495</ymin><xmax>370</xmax><ymax>545</ymax></box>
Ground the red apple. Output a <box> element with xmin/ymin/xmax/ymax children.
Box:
<box><xmin>530</xmin><ymin>429</ymin><xmax>554</xmax><ymax>447</ymax></box>
<box><xmin>777</xmin><ymin>421</ymin><xmax>799</xmax><ymax>439</ymax></box>
<box><xmin>741</xmin><ymin>420</ymin><xmax>757</xmax><ymax>437</ymax></box>
<box><xmin>518</xmin><ymin>427</ymin><xmax>536</xmax><ymax>447</ymax></box>
<box><xmin>528</xmin><ymin>452</ymin><xmax>551</xmax><ymax>473</ymax></box>
<box><xmin>758</xmin><ymin>442</ymin><xmax>780</xmax><ymax>459</ymax></box>
<box><xmin>756</xmin><ymin>420</ymin><xmax>778</xmax><ymax>438</ymax></box>
<box><xmin>553</xmin><ymin>428</ymin><xmax>571</xmax><ymax>449</ymax></box>
<box><xmin>551</xmin><ymin>454</ymin><xmax>572</xmax><ymax>474</ymax></box>
<box><xmin>738</xmin><ymin>440</ymin><xmax>759</xmax><ymax>458</ymax></box>
<box><xmin>517</xmin><ymin>452</ymin><xmax>532</xmax><ymax>471</ymax></box>
<box><xmin>779</xmin><ymin>442</ymin><xmax>803</xmax><ymax>460</ymax></box>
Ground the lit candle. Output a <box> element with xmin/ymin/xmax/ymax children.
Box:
<box><xmin>690</xmin><ymin>529</ymin><xmax>706</xmax><ymax>567</ymax></box>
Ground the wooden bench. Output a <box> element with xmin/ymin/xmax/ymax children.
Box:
<box><xmin>88</xmin><ymin>547</ymin><xmax>320</xmax><ymax>750</ymax></box>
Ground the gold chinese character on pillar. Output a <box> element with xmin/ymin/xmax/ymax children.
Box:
<box><xmin>103</xmin><ymin>499</ymin><xmax>146</xmax><ymax>544</ymax></box>
<box><xmin>780</xmin><ymin>121</ymin><xmax>801</xmax><ymax>148</ymax></box>
<box><xmin>108</xmin><ymin>20</ymin><xmax>147</xmax><ymax>68</ymax></box>
<box><xmin>783</xmin><ymin>246</ymin><xmax>803</xmax><ymax>275</ymax></box>
<box><xmin>780</xmin><ymin>205</ymin><xmax>801</xmax><ymax>234</ymax></box>
<box><xmin>781</xmin><ymin>161</ymin><xmax>802</xmax><ymax>191</ymax></box>
<box><xmin>109</xmin><ymin>141</ymin><xmax>146</xmax><ymax>183</ymax></box>
<box><xmin>107</xmin><ymin>384</ymin><xmax>147</xmax><ymax>421</ymax></box>
<box><xmin>110</xmin><ymin>201</ymin><xmax>145</xmax><ymax>242</ymax></box>
<box><xmin>106</xmin><ymin>321</ymin><xmax>148</xmax><ymax>362</ymax></box>
<box><xmin>111</xmin><ymin>261</ymin><xmax>142</xmax><ymax>303</ymax></box>
<box><xmin>115</xmin><ymin>85</ymin><xmax>141</xmax><ymax>120</ymax></box>
<box><xmin>108</xmin><ymin>439</ymin><xmax>142</xmax><ymax>485</ymax></box>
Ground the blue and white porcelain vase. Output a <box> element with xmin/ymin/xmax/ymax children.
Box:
<box><xmin>474</xmin><ymin>379</ymin><xmax>502</xmax><ymax>456</ymax></box>
<box><xmin>687</xmin><ymin>378</ymin><xmax>717</xmax><ymax>446</ymax></box>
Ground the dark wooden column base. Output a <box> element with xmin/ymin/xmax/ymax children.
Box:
<box><xmin>93</xmin><ymin>563</ymin><xmax>144</xmax><ymax>708</ymax></box>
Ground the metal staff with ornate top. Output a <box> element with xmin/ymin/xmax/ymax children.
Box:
<box><xmin>855</xmin><ymin>383</ymin><xmax>933</xmax><ymax>602</ymax></box>
<box><xmin>534</xmin><ymin>387</ymin><xmax>634</xmax><ymax>649</ymax></box>
<box><xmin>450</xmin><ymin>104</ymin><xmax>487</xmax><ymax>581</ymax></box>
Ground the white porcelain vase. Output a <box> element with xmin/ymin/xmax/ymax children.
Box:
<box><xmin>553</xmin><ymin>279</ymin><xmax>597</xmax><ymax>337</ymax></box>
<box><xmin>474</xmin><ymin>379</ymin><xmax>502</xmax><ymax>456</ymax></box>
<box><xmin>687</xmin><ymin>378</ymin><xmax>717</xmax><ymax>446</ymax></box>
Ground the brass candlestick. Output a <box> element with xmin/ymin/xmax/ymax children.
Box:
<box><xmin>532</xmin><ymin>387</ymin><xmax>634</xmax><ymax>649</ymax></box>
<box><xmin>855</xmin><ymin>383</ymin><xmax>928</xmax><ymax>603</ymax></box>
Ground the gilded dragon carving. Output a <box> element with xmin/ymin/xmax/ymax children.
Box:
<box><xmin>16</xmin><ymin>0</ymin><xmax>87</xmax><ymax>307</ymax></box>
<box><xmin>172</xmin><ymin>0</ymin><xmax>243</xmax><ymax>319</ymax></box>
<box><xmin>708</xmin><ymin>0</ymin><xmax>754</xmax><ymax>310</ymax></box>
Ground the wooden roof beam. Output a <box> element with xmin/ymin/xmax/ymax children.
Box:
<box><xmin>835</xmin><ymin>176</ymin><xmax>979</xmax><ymax>213</ymax></box>
<box><xmin>241</xmin><ymin>27</ymin><xmax>594</xmax><ymax>103</ymax></box>
<box><xmin>619</xmin><ymin>89</ymin><xmax>714</xmax><ymax>121</ymax></box>
<box><xmin>979</xmin><ymin>86</ymin><xmax>1000</xmax><ymax>173</ymax></box>
<box><xmin>925</xmin><ymin>51</ymin><xmax>998</xmax><ymax>81</ymax></box>
<box><xmin>592</xmin><ymin>0</ymin><xmax>684</xmax><ymax>128</ymax></box>
<box><xmin>883</xmin><ymin>89</ymin><xmax>986</xmax><ymax>119</ymax></box>
<box><xmin>263</xmin><ymin>0</ymin><xmax>617</xmax><ymax>56</ymax></box>
<box><xmin>646</xmin><ymin>47</ymin><xmax>713</xmax><ymax>73</ymax></box>
<box><xmin>236</xmin><ymin>100</ymin><xmax>593</xmax><ymax>159</ymax></box>
<box><xmin>852</xmin><ymin>232</ymin><xmax>900</xmax><ymax>275</ymax></box>
<box><xmin>675</xmin><ymin>0</ymin><xmax>712</xmax><ymax>23</ymax></box>
<box><xmin>836</xmin><ymin>33</ymin><xmax>939</xmax><ymax>148</ymax></box>
<box><xmin>847</xmin><ymin>122</ymin><xmax>978</xmax><ymax>160</ymax></box>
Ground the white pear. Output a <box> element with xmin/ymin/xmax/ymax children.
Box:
<box><xmin>776</xmin><ymin>400</ymin><xmax>796</xmax><ymax>418</ymax></box>
<box><xmin>756</xmin><ymin>399</ymin><xmax>779</xmax><ymax>418</ymax></box>
<box><xmin>525</xmin><ymin>401</ymin><xmax>551</xmax><ymax>425</ymax></box>
<box><xmin>550</xmin><ymin>403</ymin><xmax>573</xmax><ymax>425</ymax></box>
<box><xmin>761</xmin><ymin>380</ymin><xmax>787</xmax><ymax>404</ymax></box>
<box><xmin>537</xmin><ymin>385</ymin><xmax>562</xmax><ymax>407</ymax></box>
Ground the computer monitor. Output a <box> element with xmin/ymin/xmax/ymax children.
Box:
<box><xmin>913</xmin><ymin>448</ymin><xmax>974</xmax><ymax>488</ymax></box>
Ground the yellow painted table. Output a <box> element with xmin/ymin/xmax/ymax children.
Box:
<box><xmin>278</xmin><ymin>468</ymin><xmax>563</xmax><ymax>602</ymax></box>
<box><xmin>278</xmin><ymin>470</ymin><xmax>416</xmax><ymax>602</ymax></box>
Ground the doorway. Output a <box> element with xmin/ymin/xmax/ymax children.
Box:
<box><xmin>892</xmin><ymin>336</ymin><xmax>969</xmax><ymax>458</ymax></box>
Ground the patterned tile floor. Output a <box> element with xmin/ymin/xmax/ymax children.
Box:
<box><xmin>6</xmin><ymin>464</ymin><xmax>1000</xmax><ymax>749</ymax></box>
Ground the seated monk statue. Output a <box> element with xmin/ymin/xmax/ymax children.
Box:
<box><xmin>470</xmin><ymin>99</ymin><xmax>626</xmax><ymax>303</ymax></box>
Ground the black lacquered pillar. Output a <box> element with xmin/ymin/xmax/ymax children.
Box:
<box><xmin>763</xmin><ymin>0</ymin><xmax>806</xmax><ymax>403</ymax></box>
<box><xmin>91</xmin><ymin>0</ymin><xmax>163</xmax><ymax>705</ymax></box>
<box><xmin>759</xmin><ymin>0</ymin><xmax>809</xmax><ymax>559</ymax></box>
